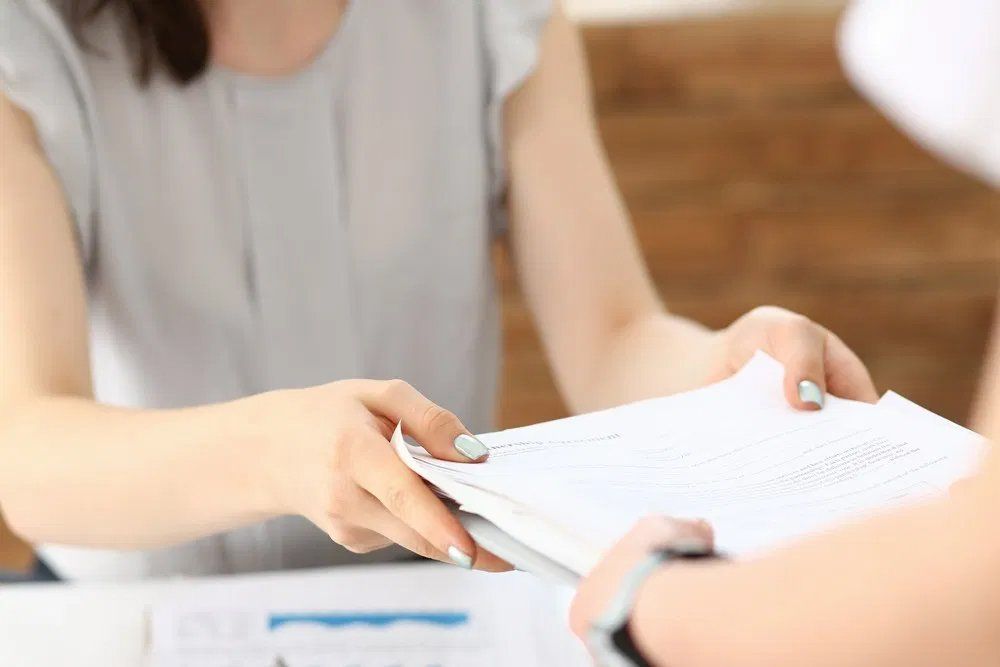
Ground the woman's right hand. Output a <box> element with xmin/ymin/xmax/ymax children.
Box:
<box><xmin>241</xmin><ymin>379</ymin><xmax>510</xmax><ymax>571</ymax></box>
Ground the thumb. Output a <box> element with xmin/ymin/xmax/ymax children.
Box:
<box><xmin>776</xmin><ymin>325</ymin><xmax>828</xmax><ymax>411</ymax></box>
<box><xmin>362</xmin><ymin>379</ymin><xmax>489</xmax><ymax>463</ymax></box>
<box><xmin>824</xmin><ymin>333</ymin><xmax>879</xmax><ymax>403</ymax></box>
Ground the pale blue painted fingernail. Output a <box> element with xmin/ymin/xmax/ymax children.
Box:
<box><xmin>454</xmin><ymin>434</ymin><xmax>488</xmax><ymax>461</ymax></box>
<box><xmin>447</xmin><ymin>545</ymin><xmax>473</xmax><ymax>568</ymax></box>
<box><xmin>797</xmin><ymin>380</ymin><xmax>824</xmax><ymax>408</ymax></box>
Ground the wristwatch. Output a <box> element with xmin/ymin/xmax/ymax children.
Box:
<box><xmin>586</xmin><ymin>541</ymin><xmax>721</xmax><ymax>667</ymax></box>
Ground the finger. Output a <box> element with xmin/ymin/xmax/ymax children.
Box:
<box><xmin>569</xmin><ymin>516</ymin><xmax>713</xmax><ymax>637</ymax></box>
<box><xmin>330</xmin><ymin>526</ymin><xmax>394</xmax><ymax>554</ymax></box>
<box><xmin>824</xmin><ymin>333</ymin><xmax>879</xmax><ymax>403</ymax></box>
<box><xmin>950</xmin><ymin>475</ymin><xmax>977</xmax><ymax>499</ymax></box>
<box><xmin>306</xmin><ymin>485</ymin><xmax>394</xmax><ymax>554</ymax></box>
<box><xmin>625</xmin><ymin>515</ymin><xmax>715</xmax><ymax>553</ymax></box>
<box><xmin>352</xmin><ymin>428</ymin><xmax>482</xmax><ymax>568</ymax></box>
<box><xmin>357</xmin><ymin>492</ymin><xmax>512</xmax><ymax>572</ymax></box>
<box><xmin>351</xmin><ymin>491</ymin><xmax>449</xmax><ymax>561</ymax></box>
<box><xmin>317</xmin><ymin>515</ymin><xmax>393</xmax><ymax>554</ymax></box>
<box><xmin>360</xmin><ymin>379</ymin><xmax>489</xmax><ymax>462</ymax></box>
<box><xmin>773</xmin><ymin>318</ymin><xmax>829</xmax><ymax>410</ymax></box>
<box><xmin>469</xmin><ymin>547</ymin><xmax>513</xmax><ymax>572</ymax></box>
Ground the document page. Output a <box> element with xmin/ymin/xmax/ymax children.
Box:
<box><xmin>148</xmin><ymin>563</ymin><xmax>586</xmax><ymax>667</ymax></box>
<box><xmin>396</xmin><ymin>353</ymin><xmax>985</xmax><ymax>574</ymax></box>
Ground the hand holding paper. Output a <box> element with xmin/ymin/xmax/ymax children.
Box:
<box><xmin>393</xmin><ymin>352</ymin><xmax>985</xmax><ymax>578</ymax></box>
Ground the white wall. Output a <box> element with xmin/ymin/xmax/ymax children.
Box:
<box><xmin>565</xmin><ymin>0</ymin><xmax>846</xmax><ymax>22</ymax></box>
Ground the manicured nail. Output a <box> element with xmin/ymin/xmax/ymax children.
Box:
<box><xmin>797</xmin><ymin>380</ymin><xmax>824</xmax><ymax>409</ymax></box>
<box><xmin>447</xmin><ymin>545</ymin><xmax>473</xmax><ymax>569</ymax></box>
<box><xmin>670</xmin><ymin>537</ymin><xmax>712</xmax><ymax>556</ymax></box>
<box><xmin>454</xmin><ymin>434</ymin><xmax>489</xmax><ymax>461</ymax></box>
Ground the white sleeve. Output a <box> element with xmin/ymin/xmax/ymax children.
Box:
<box><xmin>481</xmin><ymin>0</ymin><xmax>553</xmax><ymax>235</ymax></box>
<box><xmin>838</xmin><ymin>0</ymin><xmax>1000</xmax><ymax>187</ymax></box>
<box><xmin>0</xmin><ymin>0</ymin><xmax>97</xmax><ymax>260</ymax></box>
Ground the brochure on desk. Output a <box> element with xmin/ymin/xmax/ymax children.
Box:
<box><xmin>147</xmin><ymin>563</ymin><xmax>586</xmax><ymax>666</ymax></box>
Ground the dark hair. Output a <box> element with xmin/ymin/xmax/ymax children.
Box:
<box><xmin>68</xmin><ymin>0</ymin><xmax>210</xmax><ymax>84</ymax></box>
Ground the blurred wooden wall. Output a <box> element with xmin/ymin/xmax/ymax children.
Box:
<box><xmin>0</xmin><ymin>507</ymin><xmax>32</xmax><ymax>575</ymax></box>
<box><xmin>498</xmin><ymin>11</ymin><xmax>1000</xmax><ymax>428</ymax></box>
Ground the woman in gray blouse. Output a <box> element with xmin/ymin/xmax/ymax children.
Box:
<box><xmin>0</xmin><ymin>0</ymin><xmax>878</xmax><ymax>582</ymax></box>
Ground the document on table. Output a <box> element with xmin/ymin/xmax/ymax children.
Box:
<box><xmin>148</xmin><ymin>563</ymin><xmax>587</xmax><ymax>667</ymax></box>
<box><xmin>394</xmin><ymin>352</ymin><xmax>987</xmax><ymax>575</ymax></box>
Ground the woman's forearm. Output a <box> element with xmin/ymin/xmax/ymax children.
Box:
<box><xmin>0</xmin><ymin>394</ymin><xmax>277</xmax><ymax>549</ymax></box>
<box><xmin>631</xmin><ymin>461</ymin><xmax>1000</xmax><ymax>667</ymax></box>
<box><xmin>0</xmin><ymin>381</ymin><xmax>512</xmax><ymax>571</ymax></box>
<box><xmin>566</xmin><ymin>311</ymin><xmax>718</xmax><ymax>413</ymax></box>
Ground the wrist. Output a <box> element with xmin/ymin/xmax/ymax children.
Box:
<box><xmin>207</xmin><ymin>393</ymin><xmax>288</xmax><ymax>519</ymax></box>
<box><xmin>630</xmin><ymin>559</ymin><xmax>716</xmax><ymax>667</ymax></box>
<box><xmin>630</xmin><ymin>566</ymin><xmax>680</xmax><ymax>665</ymax></box>
<box><xmin>589</xmin><ymin>543</ymin><xmax>719</xmax><ymax>666</ymax></box>
<box><xmin>658</xmin><ymin>313</ymin><xmax>723</xmax><ymax>387</ymax></box>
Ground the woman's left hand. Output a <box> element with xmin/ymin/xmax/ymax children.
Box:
<box><xmin>706</xmin><ymin>306</ymin><xmax>879</xmax><ymax>409</ymax></box>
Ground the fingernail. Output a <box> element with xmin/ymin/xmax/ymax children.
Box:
<box><xmin>447</xmin><ymin>545</ymin><xmax>473</xmax><ymax>569</ymax></box>
<box><xmin>454</xmin><ymin>434</ymin><xmax>489</xmax><ymax>461</ymax></box>
<box><xmin>671</xmin><ymin>537</ymin><xmax>712</xmax><ymax>556</ymax></box>
<box><xmin>797</xmin><ymin>380</ymin><xmax>824</xmax><ymax>409</ymax></box>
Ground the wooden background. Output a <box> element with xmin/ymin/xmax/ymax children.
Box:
<box><xmin>498</xmin><ymin>11</ymin><xmax>1000</xmax><ymax>429</ymax></box>
<box><xmin>0</xmin><ymin>507</ymin><xmax>33</xmax><ymax>575</ymax></box>
<box><xmin>2</xmin><ymin>10</ymin><xmax>998</xmax><ymax>574</ymax></box>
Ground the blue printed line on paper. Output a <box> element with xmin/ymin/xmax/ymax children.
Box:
<box><xmin>268</xmin><ymin>611</ymin><xmax>470</xmax><ymax>631</ymax></box>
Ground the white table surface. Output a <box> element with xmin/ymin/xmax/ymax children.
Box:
<box><xmin>0</xmin><ymin>575</ymin><xmax>185</xmax><ymax>666</ymax></box>
<box><xmin>0</xmin><ymin>564</ymin><xmax>583</xmax><ymax>667</ymax></box>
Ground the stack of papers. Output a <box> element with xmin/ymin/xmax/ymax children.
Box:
<box><xmin>394</xmin><ymin>352</ymin><xmax>986</xmax><ymax>576</ymax></box>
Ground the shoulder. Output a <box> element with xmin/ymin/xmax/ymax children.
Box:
<box><xmin>480</xmin><ymin>0</ymin><xmax>553</xmax><ymax>31</ymax></box>
<box><xmin>1</xmin><ymin>0</ymin><xmax>77</xmax><ymax>59</ymax></box>
<box><xmin>0</xmin><ymin>0</ymin><xmax>97</xmax><ymax>259</ymax></box>
<box><xmin>0</xmin><ymin>0</ymin><xmax>93</xmax><ymax>132</ymax></box>
<box><xmin>477</xmin><ymin>0</ymin><xmax>553</xmax><ymax>97</ymax></box>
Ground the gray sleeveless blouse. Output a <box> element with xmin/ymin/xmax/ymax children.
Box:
<box><xmin>0</xmin><ymin>0</ymin><xmax>550</xmax><ymax>580</ymax></box>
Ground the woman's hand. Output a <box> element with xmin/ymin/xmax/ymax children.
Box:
<box><xmin>569</xmin><ymin>516</ymin><xmax>715</xmax><ymax>659</ymax></box>
<box><xmin>707</xmin><ymin>306</ymin><xmax>879</xmax><ymax>409</ymax></box>
<box><xmin>244</xmin><ymin>379</ymin><xmax>510</xmax><ymax>571</ymax></box>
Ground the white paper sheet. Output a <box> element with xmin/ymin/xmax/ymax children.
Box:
<box><xmin>394</xmin><ymin>353</ymin><xmax>986</xmax><ymax>574</ymax></box>
<box><xmin>148</xmin><ymin>563</ymin><xmax>586</xmax><ymax>667</ymax></box>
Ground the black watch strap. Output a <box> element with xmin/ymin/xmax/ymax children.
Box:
<box><xmin>610</xmin><ymin>618</ymin><xmax>654</xmax><ymax>667</ymax></box>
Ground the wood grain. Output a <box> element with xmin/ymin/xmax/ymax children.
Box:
<box><xmin>0</xmin><ymin>506</ymin><xmax>33</xmax><ymax>575</ymax></box>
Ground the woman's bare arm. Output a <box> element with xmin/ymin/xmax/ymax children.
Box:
<box><xmin>0</xmin><ymin>94</ymin><xmax>277</xmax><ymax>547</ymax></box>
<box><xmin>504</xmin><ymin>7</ymin><xmax>878</xmax><ymax>414</ymax></box>
<box><xmin>0</xmin><ymin>95</ymin><xmax>499</xmax><ymax>569</ymax></box>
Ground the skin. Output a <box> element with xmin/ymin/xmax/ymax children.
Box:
<box><xmin>0</xmin><ymin>2</ymin><xmax>876</xmax><ymax>571</ymax></box>
<box><xmin>569</xmin><ymin>194</ymin><xmax>1000</xmax><ymax>667</ymax></box>
<box><xmin>571</xmin><ymin>389</ymin><xmax>1000</xmax><ymax>667</ymax></box>
<box><xmin>571</xmin><ymin>1</ymin><xmax>1000</xmax><ymax>662</ymax></box>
